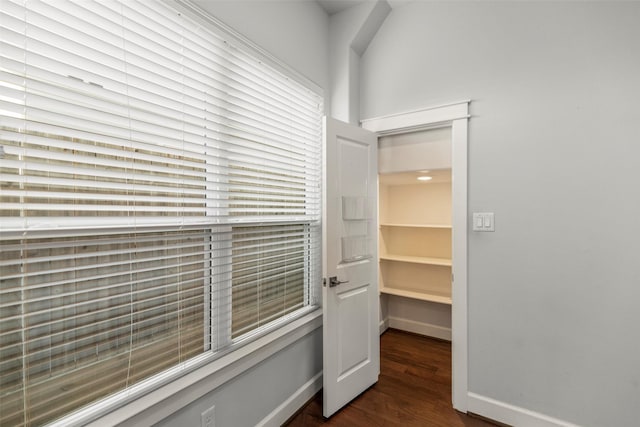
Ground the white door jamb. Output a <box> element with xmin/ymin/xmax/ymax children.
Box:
<box><xmin>361</xmin><ymin>100</ymin><xmax>470</xmax><ymax>412</ymax></box>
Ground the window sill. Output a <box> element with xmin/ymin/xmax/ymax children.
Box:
<box><xmin>70</xmin><ymin>309</ymin><xmax>322</xmax><ymax>427</ymax></box>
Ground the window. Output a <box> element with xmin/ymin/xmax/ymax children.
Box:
<box><xmin>0</xmin><ymin>1</ymin><xmax>322</xmax><ymax>425</ymax></box>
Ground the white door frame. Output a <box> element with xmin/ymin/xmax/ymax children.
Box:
<box><xmin>361</xmin><ymin>100</ymin><xmax>470</xmax><ymax>412</ymax></box>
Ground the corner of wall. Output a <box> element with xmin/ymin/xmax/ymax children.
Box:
<box><xmin>329</xmin><ymin>1</ymin><xmax>391</xmax><ymax>124</ymax></box>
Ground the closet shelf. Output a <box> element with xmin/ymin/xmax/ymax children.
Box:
<box><xmin>380</xmin><ymin>223</ymin><xmax>451</xmax><ymax>229</ymax></box>
<box><xmin>380</xmin><ymin>254</ymin><xmax>452</xmax><ymax>267</ymax></box>
<box><xmin>380</xmin><ymin>287</ymin><xmax>452</xmax><ymax>305</ymax></box>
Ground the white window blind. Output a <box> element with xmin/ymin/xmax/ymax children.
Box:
<box><xmin>0</xmin><ymin>1</ymin><xmax>322</xmax><ymax>425</ymax></box>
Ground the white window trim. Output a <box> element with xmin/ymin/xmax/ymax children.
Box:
<box><xmin>1</xmin><ymin>0</ymin><xmax>325</xmax><ymax>423</ymax></box>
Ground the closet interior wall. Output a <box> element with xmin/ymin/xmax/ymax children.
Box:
<box><xmin>378</xmin><ymin>127</ymin><xmax>453</xmax><ymax>340</ymax></box>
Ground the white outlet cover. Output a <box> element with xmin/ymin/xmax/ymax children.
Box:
<box><xmin>201</xmin><ymin>405</ymin><xmax>215</xmax><ymax>427</ymax></box>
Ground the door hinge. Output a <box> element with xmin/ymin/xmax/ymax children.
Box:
<box><xmin>323</xmin><ymin>277</ymin><xmax>326</xmax><ymax>287</ymax></box>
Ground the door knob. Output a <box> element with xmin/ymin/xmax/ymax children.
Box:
<box><xmin>329</xmin><ymin>276</ymin><xmax>349</xmax><ymax>287</ymax></box>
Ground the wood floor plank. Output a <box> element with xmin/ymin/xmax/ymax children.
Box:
<box><xmin>284</xmin><ymin>329</ymin><xmax>499</xmax><ymax>427</ymax></box>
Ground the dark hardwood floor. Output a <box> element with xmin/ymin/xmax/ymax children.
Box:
<box><xmin>285</xmin><ymin>329</ymin><xmax>499</xmax><ymax>427</ymax></box>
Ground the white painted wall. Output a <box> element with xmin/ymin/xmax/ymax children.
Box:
<box><xmin>362</xmin><ymin>2</ymin><xmax>640</xmax><ymax>426</ymax></box>
<box><xmin>378</xmin><ymin>127</ymin><xmax>452</xmax><ymax>174</ymax></box>
<box><xmin>386</xmin><ymin>297</ymin><xmax>451</xmax><ymax>340</ymax></box>
<box><xmin>328</xmin><ymin>1</ymin><xmax>390</xmax><ymax>123</ymax></box>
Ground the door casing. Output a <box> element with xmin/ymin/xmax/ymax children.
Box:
<box><xmin>361</xmin><ymin>100</ymin><xmax>470</xmax><ymax>412</ymax></box>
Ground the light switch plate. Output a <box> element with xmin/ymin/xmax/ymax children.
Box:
<box><xmin>473</xmin><ymin>212</ymin><xmax>494</xmax><ymax>232</ymax></box>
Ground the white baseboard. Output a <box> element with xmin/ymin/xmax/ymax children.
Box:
<box><xmin>388</xmin><ymin>316</ymin><xmax>451</xmax><ymax>341</ymax></box>
<box><xmin>379</xmin><ymin>317</ymin><xmax>389</xmax><ymax>335</ymax></box>
<box><xmin>468</xmin><ymin>392</ymin><xmax>581</xmax><ymax>427</ymax></box>
<box><xmin>256</xmin><ymin>371</ymin><xmax>322</xmax><ymax>427</ymax></box>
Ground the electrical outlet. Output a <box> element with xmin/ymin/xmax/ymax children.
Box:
<box><xmin>201</xmin><ymin>405</ymin><xmax>215</xmax><ymax>427</ymax></box>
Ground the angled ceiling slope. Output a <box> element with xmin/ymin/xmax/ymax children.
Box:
<box><xmin>317</xmin><ymin>0</ymin><xmax>367</xmax><ymax>16</ymax></box>
<box><xmin>318</xmin><ymin>0</ymin><xmax>412</xmax><ymax>16</ymax></box>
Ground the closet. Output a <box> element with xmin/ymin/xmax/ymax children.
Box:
<box><xmin>378</xmin><ymin>127</ymin><xmax>452</xmax><ymax>340</ymax></box>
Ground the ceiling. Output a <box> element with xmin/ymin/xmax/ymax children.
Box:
<box><xmin>316</xmin><ymin>0</ymin><xmax>367</xmax><ymax>15</ymax></box>
<box><xmin>317</xmin><ymin>0</ymin><xmax>412</xmax><ymax>16</ymax></box>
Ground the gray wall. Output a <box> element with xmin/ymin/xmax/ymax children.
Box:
<box><xmin>155</xmin><ymin>330</ymin><xmax>322</xmax><ymax>427</ymax></box>
<box><xmin>361</xmin><ymin>2</ymin><xmax>640</xmax><ymax>426</ymax></box>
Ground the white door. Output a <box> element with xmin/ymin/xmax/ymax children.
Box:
<box><xmin>322</xmin><ymin>117</ymin><xmax>379</xmax><ymax>417</ymax></box>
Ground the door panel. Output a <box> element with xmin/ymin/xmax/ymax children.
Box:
<box><xmin>323</xmin><ymin>117</ymin><xmax>379</xmax><ymax>417</ymax></box>
<box><xmin>337</xmin><ymin>284</ymin><xmax>370</xmax><ymax>378</ymax></box>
